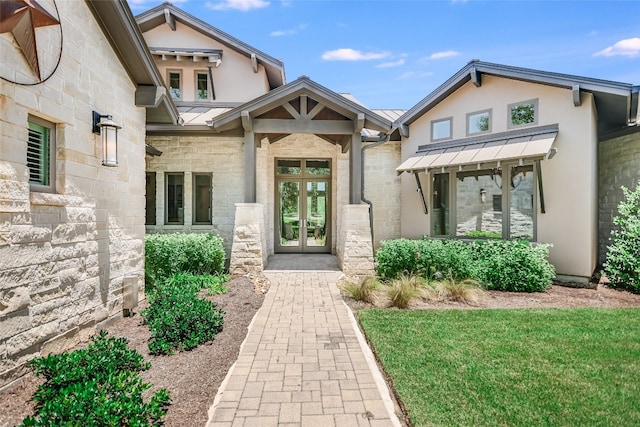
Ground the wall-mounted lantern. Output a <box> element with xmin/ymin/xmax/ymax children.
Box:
<box><xmin>480</xmin><ymin>188</ymin><xmax>486</xmax><ymax>203</ymax></box>
<box><xmin>92</xmin><ymin>111</ymin><xmax>121</xmax><ymax>167</ymax></box>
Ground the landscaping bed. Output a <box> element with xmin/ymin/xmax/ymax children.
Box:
<box><xmin>0</xmin><ymin>275</ymin><xmax>265</xmax><ymax>427</ymax></box>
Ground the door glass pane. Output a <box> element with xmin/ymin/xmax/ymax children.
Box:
<box><xmin>194</xmin><ymin>174</ymin><xmax>212</xmax><ymax>224</ymax></box>
<box><xmin>279</xmin><ymin>181</ymin><xmax>300</xmax><ymax>246</ymax></box>
<box><xmin>432</xmin><ymin>173</ymin><xmax>449</xmax><ymax>236</ymax></box>
<box><xmin>306</xmin><ymin>160</ymin><xmax>330</xmax><ymax>175</ymax></box>
<box><xmin>305</xmin><ymin>181</ymin><xmax>327</xmax><ymax>247</ymax></box>
<box><xmin>277</xmin><ymin>159</ymin><xmax>301</xmax><ymax>175</ymax></box>
<box><xmin>456</xmin><ymin>170</ymin><xmax>502</xmax><ymax>238</ymax></box>
<box><xmin>510</xmin><ymin>165</ymin><xmax>534</xmax><ymax>240</ymax></box>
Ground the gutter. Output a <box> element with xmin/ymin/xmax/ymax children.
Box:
<box><xmin>361</xmin><ymin>132</ymin><xmax>391</xmax><ymax>245</ymax></box>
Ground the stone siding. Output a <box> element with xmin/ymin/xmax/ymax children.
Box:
<box><xmin>0</xmin><ymin>1</ymin><xmax>146</xmax><ymax>387</ymax></box>
<box><xmin>337</xmin><ymin>204</ymin><xmax>375</xmax><ymax>277</ymax></box>
<box><xmin>145</xmin><ymin>135</ymin><xmax>245</xmax><ymax>255</ymax></box>
<box><xmin>598</xmin><ymin>131</ymin><xmax>640</xmax><ymax>264</ymax></box>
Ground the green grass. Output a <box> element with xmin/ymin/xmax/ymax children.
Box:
<box><xmin>359</xmin><ymin>308</ymin><xmax>640</xmax><ymax>427</ymax></box>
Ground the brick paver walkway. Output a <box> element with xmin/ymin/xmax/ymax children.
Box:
<box><xmin>206</xmin><ymin>267</ymin><xmax>401</xmax><ymax>427</ymax></box>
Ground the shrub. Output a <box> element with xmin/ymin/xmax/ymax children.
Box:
<box><xmin>145</xmin><ymin>233</ymin><xmax>225</xmax><ymax>287</ymax></box>
<box><xmin>604</xmin><ymin>184</ymin><xmax>640</xmax><ymax>293</ymax></box>
<box><xmin>203</xmin><ymin>273</ymin><xmax>230</xmax><ymax>295</ymax></box>
<box><xmin>340</xmin><ymin>276</ymin><xmax>380</xmax><ymax>304</ymax></box>
<box><xmin>385</xmin><ymin>275</ymin><xmax>424</xmax><ymax>309</ymax></box>
<box><xmin>142</xmin><ymin>274</ymin><xmax>225</xmax><ymax>355</ymax></box>
<box><xmin>470</xmin><ymin>239</ymin><xmax>555</xmax><ymax>292</ymax></box>
<box><xmin>21</xmin><ymin>331</ymin><xmax>170</xmax><ymax>426</ymax></box>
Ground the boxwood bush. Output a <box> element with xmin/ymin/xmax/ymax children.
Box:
<box><xmin>375</xmin><ymin>237</ymin><xmax>555</xmax><ymax>292</ymax></box>
<box><xmin>145</xmin><ymin>232</ymin><xmax>225</xmax><ymax>287</ymax></box>
<box><xmin>142</xmin><ymin>273</ymin><xmax>225</xmax><ymax>355</ymax></box>
<box><xmin>604</xmin><ymin>184</ymin><xmax>640</xmax><ymax>293</ymax></box>
<box><xmin>21</xmin><ymin>331</ymin><xmax>170</xmax><ymax>426</ymax></box>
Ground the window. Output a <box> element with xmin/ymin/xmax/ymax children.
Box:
<box><xmin>193</xmin><ymin>173</ymin><xmax>212</xmax><ymax>224</ymax></box>
<box><xmin>165</xmin><ymin>173</ymin><xmax>184</xmax><ymax>224</ymax></box>
<box><xmin>431</xmin><ymin>117</ymin><xmax>452</xmax><ymax>141</ymax></box>
<box><xmin>196</xmin><ymin>72</ymin><xmax>209</xmax><ymax>100</ymax></box>
<box><xmin>145</xmin><ymin>172</ymin><xmax>156</xmax><ymax>225</ymax></box>
<box><xmin>466</xmin><ymin>109</ymin><xmax>491</xmax><ymax>136</ymax></box>
<box><xmin>168</xmin><ymin>71</ymin><xmax>181</xmax><ymax>100</ymax></box>
<box><xmin>27</xmin><ymin>115</ymin><xmax>55</xmax><ymax>192</ymax></box>
<box><xmin>508</xmin><ymin>99</ymin><xmax>538</xmax><ymax>128</ymax></box>
<box><xmin>431</xmin><ymin>164</ymin><xmax>536</xmax><ymax>240</ymax></box>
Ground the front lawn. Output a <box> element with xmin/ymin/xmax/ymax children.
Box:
<box><xmin>359</xmin><ymin>308</ymin><xmax>640</xmax><ymax>426</ymax></box>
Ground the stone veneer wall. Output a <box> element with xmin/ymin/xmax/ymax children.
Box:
<box><xmin>598</xmin><ymin>131</ymin><xmax>640</xmax><ymax>264</ymax></box>
<box><xmin>337</xmin><ymin>204</ymin><xmax>375</xmax><ymax>277</ymax></box>
<box><xmin>0</xmin><ymin>1</ymin><xmax>146</xmax><ymax>387</ymax></box>
<box><xmin>362</xmin><ymin>141</ymin><xmax>402</xmax><ymax>248</ymax></box>
<box><xmin>145</xmin><ymin>135</ymin><xmax>245</xmax><ymax>255</ymax></box>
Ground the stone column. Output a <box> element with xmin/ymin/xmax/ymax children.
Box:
<box><xmin>229</xmin><ymin>203</ymin><xmax>267</xmax><ymax>275</ymax></box>
<box><xmin>337</xmin><ymin>204</ymin><xmax>375</xmax><ymax>277</ymax></box>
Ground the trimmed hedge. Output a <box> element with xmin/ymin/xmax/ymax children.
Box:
<box><xmin>145</xmin><ymin>233</ymin><xmax>225</xmax><ymax>287</ymax></box>
<box><xmin>375</xmin><ymin>238</ymin><xmax>555</xmax><ymax>292</ymax></box>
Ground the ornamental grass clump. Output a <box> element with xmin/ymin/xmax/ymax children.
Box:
<box><xmin>21</xmin><ymin>331</ymin><xmax>170</xmax><ymax>427</ymax></box>
<box><xmin>604</xmin><ymin>184</ymin><xmax>640</xmax><ymax>293</ymax></box>
<box><xmin>340</xmin><ymin>276</ymin><xmax>380</xmax><ymax>304</ymax></box>
<box><xmin>386</xmin><ymin>274</ymin><xmax>424</xmax><ymax>309</ymax></box>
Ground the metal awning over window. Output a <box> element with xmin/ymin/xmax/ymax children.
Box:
<box><xmin>397</xmin><ymin>125</ymin><xmax>558</xmax><ymax>175</ymax></box>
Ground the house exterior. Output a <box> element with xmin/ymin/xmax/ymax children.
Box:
<box><xmin>139</xmin><ymin>3</ymin><xmax>639</xmax><ymax>282</ymax></box>
<box><xmin>0</xmin><ymin>0</ymin><xmax>179</xmax><ymax>388</ymax></box>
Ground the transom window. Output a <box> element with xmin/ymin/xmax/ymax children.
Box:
<box><xmin>168</xmin><ymin>70</ymin><xmax>181</xmax><ymax>100</ymax></box>
<box><xmin>508</xmin><ymin>99</ymin><xmax>538</xmax><ymax>128</ymax></box>
<box><xmin>431</xmin><ymin>117</ymin><xmax>452</xmax><ymax>142</ymax></box>
<box><xmin>27</xmin><ymin>115</ymin><xmax>55</xmax><ymax>192</ymax></box>
<box><xmin>431</xmin><ymin>163</ymin><xmax>535</xmax><ymax>240</ymax></box>
<box><xmin>466</xmin><ymin>109</ymin><xmax>491</xmax><ymax>136</ymax></box>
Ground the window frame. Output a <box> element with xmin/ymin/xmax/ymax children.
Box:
<box><xmin>429</xmin><ymin>161</ymin><xmax>537</xmax><ymax>241</ymax></box>
<box><xmin>195</xmin><ymin>71</ymin><xmax>210</xmax><ymax>101</ymax></box>
<box><xmin>167</xmin><ymin>70</ymin><xmax>182</xmax><ymax>100</ymax></box>
<box><xmin>192</xmin><ymin>173</ymin><xmax>212</xmax><ymax>225</ymax></box>
<box><xmin>507</xmin><ymin>98</ymin><xmax>538</xmax><ymax>129</ymax></box>
<box><xmin>430</xmin><ymin>117</ymin><xmax>453</xmax><ymax>142</ymax></box>
<box><xmin>27</xmin><ymin>115</ymin><xmax>56</xmax><ymax>193</ymax></box>
<box><xmin>466</xmin><ymin>109</ymin><xmax>492</xmax><ymax>136</ymax></box>
<box><xmin>165</xmin><ymin>172</ymin><xmax>184</xmax><ymax>225</ymax></box>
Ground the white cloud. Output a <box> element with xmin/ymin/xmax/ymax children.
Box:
<box><xmin>270</xmin><ymin>24</ymin><xmax>307</xmax><ymax>37</ymax></box>
<box><xmin>375</xmin><ymin>59</ymin><xmax>405</xmax><ymax>68</ymax></box>
<box><xmin>321</xmin><ymin>48</ymin><xmax>390</xmax><ymax>61</ymax></box>
<box><xmin>594</xmin><ymin>38</ymin><xmax>640</xmax><ymax>58</ymax></box>
<box><xmin>398</xmin><ymin>71</ymin><xmax>434</xmax><ymax>80</ymax></box>
<box><xmin>423</xmin><ymin>50</ymin><xmax>460</xmax><ymax>60</ymax></box>
<box><xmin>206</xmin><ymin>0</ymin><xmax>270</xmax><ymax>11</ymax></box>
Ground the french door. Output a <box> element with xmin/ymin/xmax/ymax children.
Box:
<box><xmin>275</xmin><ymin>159</ymin><xmax>331</xmax><ymax>253</ymax></box>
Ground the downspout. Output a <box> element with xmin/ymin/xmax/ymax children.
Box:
<box><xmin>361</xmin><ymin>132</ymin><xmax>391</xmax><ymax>245</ymax></box>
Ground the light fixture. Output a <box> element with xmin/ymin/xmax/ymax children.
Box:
<box><xmin>92</xmin><ymin>111</ymin><xmax>121</xmax><ymax>167</ymax></box>
<box><xmin>480</xmin><ymin>188</ymin><xmax>486</xmax><ymax>203</ymax></box>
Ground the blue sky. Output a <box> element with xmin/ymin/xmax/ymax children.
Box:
<box><xmin>130</xmin><ymin>0</ymin><xmax>640</xmax><ymax>109</ymax></box>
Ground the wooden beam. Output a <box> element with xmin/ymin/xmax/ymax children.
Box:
<box><xmin>164</xmin><ymin>8</ymin><xmax>176</xmax><ymax>31</ymax></box>
<box><xmin>354</xmin><ymin>113</ymin><xmax>365</xmax><ymax>133</ymax></box>
<box><xmin>253</xmin><ymin>119</ymin><xmax>355</xmax><ymax>134</ymax></box>
<box><xmin>241</xmin><ymin>111</ymin><xmax>252</xmax><ymax>132</ymax></box>
<box><xmin>282</xmin><ymin>102</ymin><xmax>301</xmax><ymax>119</ymax></box>
<box><xmin>307</xmin><ymin>102</ymin><xmax>325</xmax><ymax>119</ymax></box>
<box><xmin>470</xmin><ymin>66</ymin><xmax>481</xmax><ymax>87</ymax></box>
<box><xmin>349</xmin><ymin>133</ymin><xmax>362</xmax><ymax>203</ymax></box>
<box><xmin>341</xmin><ymin>135</ymin><xmax>351</xmax><ymax>153</ymax></box>
<box><xmin>300</xmin><ymin>95</ymin><xmax>308</xmax><ymax>117</ymax></box>
<box><xmin>572</xmin><ymin>84</ymin><xmax>582</xmax><ymax>106</ymax></box>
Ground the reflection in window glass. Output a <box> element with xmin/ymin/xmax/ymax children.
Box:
<box><xmin>509</xmin><ymin>165</ymin><xmax>534</xmax><ymax>240</ymax></box>
<box><xmin>194</xmin><ymin>174</ymin><xmax>212</xmax><ymax>224</ymax></box>
<box><xmin>166</xmin><ymin>173</ymin><xmax>184</xmax><ymax>224</ymax></box>
<box><xmin>456</xmin><ymin>170</ymin><xmax>502</xmax><ymax>238</ymax></box>
<box><xmin>279</xmin><ymin>181</ymin><xmax>300</xmax><ymax>245</ymax></box>
<box><xmin>467</xmin><ymin>111</ymin><xmax>490</xmax><ymax>134</ymax></box>
<box><xmin>306</xmin><ymin>159</ymin><xmax>330</xmax><ymax>175</ymax></box>
<box><xmin>510</xmin><ymin>102</ymin><xmax>536</xmax><ymax>126</ymax></box>
<box><xmin>432</xmin><ymin>173</ymin><xmax>450</xmax><ymax>236</ymax></box>
<box><xmin>276</xmin><ymin>159</ymin><xmax>301</xmax><ymax>175</ymax></box>
<box><xmin>168</xmin><ymin>72</ymin><xmax>181</xmax><ymax>99</ymax></box>
<box><xmin>196</xmin><ymin>72</ymin><xmax>208</xmax><ymax>100</ymax></box>
<box><xmin>431</xmin><ymin>118</ymin><xmax>452</xmax><ymax>141</ymax></box>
